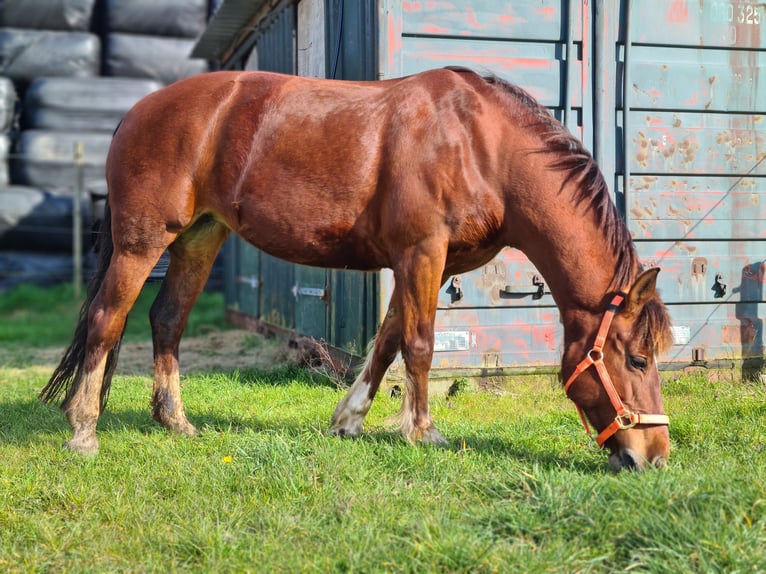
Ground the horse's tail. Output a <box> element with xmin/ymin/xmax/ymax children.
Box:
<box><xmin>39</xmin><ymin>201</ymin><xmax>122</xmax><ymax>412</ymax></box>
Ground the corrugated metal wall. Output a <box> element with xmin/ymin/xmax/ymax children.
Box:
<box><xmin>617</xmin><ymin>1</ymin><xmax>766</xmax><ymax>375</ymax></box>
<box><xmin>223</xmin><ymin>0</ymin><xmax>765</xmax><ymax>376</ymax></box>
<box><xmin>378</xmin><ymin>0</ymin><xmax>765</xmax><ymax>377</ymax></box>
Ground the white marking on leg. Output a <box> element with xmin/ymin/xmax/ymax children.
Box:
<box><xmin>64</xmin><ymin>354</ymin><xmax>108</xmax><ymax>455</ymax></box>
<box><xmin>386</xmin><ymin>373</ymin><xmax>448</xmax><ymax>446</ymax></box>
<box><xmin>386</xmin><ymin>373</ymin><xmax>416</xmax><ymax>441</ymax></box>
<box><xmin>330</xmin><ymin>349</ymin><xmax>374</xmax><ymax>437</ymax></box>
<box><xmin>152</xmin><ymin>369</ymin><xmax>197</xmax><ymax>436</ymax></box>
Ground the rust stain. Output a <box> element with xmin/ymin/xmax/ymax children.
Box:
<box><xmin>662</xmin><ymin>143</ymin><xmax>676</xmax><ymax>159</ymax></box>
<box><xmin>534</xmin><ymin>6</ymin><xmax>557</xmax><ymax>21</ymax></box>
<box><xmin>673</xmin><ymin>242</ymin><xmax>698</xmax><ymax>255</ymax></box>
<box><xmin>678</xmin><ymin>137</ymin><xmax>699</xmax><ymax>165</ymax></box>
<box><xmin>666</xmin><ymin>203</ymin><xmax>685</xmax><ymax>218</ymax></box>
<box><xmin>666</xmin><ymin>0</ymin><xmax>689</xmax><ymax>23</ymax></box>
<box><xmin>634</xmin><ymin>131</ymin><xmax>650</xmax><ymax>167</ymax></box>
<box><xmin>420</xmin><ymin>24</ymin><xmax>449</xmax><ymax>34</ymax></box>
<box><xmin>498</xmin><ymin>14</ymin><xmax>522</xmax><ymax>26</ymax></box>
<box><xmin>631</xmin><ymin>176</ymin><xmax>658</xmax><ymax>191</ymax></box>
<box><xmin>465</xmin><ymin>7</ymin><xmax>484</xmax><ymax>29</ymax></box>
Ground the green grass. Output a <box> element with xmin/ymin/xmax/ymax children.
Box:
<box><xmin>0</xmin><ymin>282</ymin><xmax>230</xmax><ymax>348</ymax></box>
<box><xmin>1</xmin><ymin>285</ymin><xmax>765</xmax><ymax>572</ymax></box>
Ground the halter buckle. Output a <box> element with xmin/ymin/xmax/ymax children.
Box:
<box><xmin>614</xmin><ymin>412</ymin><xmax>638</xmax><ymax>430</ymax></box>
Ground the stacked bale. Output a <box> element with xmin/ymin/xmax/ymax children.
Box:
<box><xmin>0</xmin><ymin>0</ymin><xmax>214</xmax><ymax>287</ymax></box>
<box><xmin>15</xmin><ymin>76</ymin><xmax>160</xmax><ymax>189</ymax></box>
<box><xmin>103</xmin><ymin>0</ymin><xmax>209</xmax><ymax>84</ymax></box>
<box><xmin>0</xmin><ymin>0</ymin><xmax>101</xmax><ymax>260</ymax></box>
<box><xmin>0</xmin><ymin>0</ymin><xmax>100</xmax><ymax>85</ymax></box>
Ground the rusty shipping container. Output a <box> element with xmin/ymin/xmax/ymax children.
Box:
<box><xmin>195</xmin><ymin>0</ymin><xmax>765</xmax><ymax>378</ymax></box>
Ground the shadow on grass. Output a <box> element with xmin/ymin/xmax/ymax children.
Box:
<box><xmin>0</xmin><ymin>399</ymin><xmax>607</xmax><ymax>474</ymax></box>
<box><xmin>1</xmin><ymin>364</ymin><xmax>607</xmax><ymax>472</ymax></box>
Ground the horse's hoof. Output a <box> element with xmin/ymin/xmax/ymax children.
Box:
<box><xmin>328</xmin><ymin>422</ymin><xmax>362</xmax><ymax>438</ymax></box>
<box><xmin>152</xmin><ymin>409</ymin><xmax>198</xmax><ymax>436</ymax></box>
<box><xmin>64</xmin><ymin>435</ymin><xmax>99</xmax><ymax>456</ymax></box>
<box><xmin>166</xmin><ymin>419</ymin><xmax>198</xmax><ymax>436</ymax></box>
<box><xmin>420</xmin><ymin>426</ymin><xmax>449</xmax><ymax>447</ymax></box>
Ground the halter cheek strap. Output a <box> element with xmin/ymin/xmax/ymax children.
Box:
<box><xmin>563</xmin><ymin>292</ymin><xmax>669</xmax><ymax>448</ymax></box>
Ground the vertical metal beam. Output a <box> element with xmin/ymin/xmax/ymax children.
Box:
<box><xmin>73</xmin><ymin>141</ymin><xmax>83</xmax><ymax>300</ymax></box>
<box><xmin>622</xmin><ymin>0</ymin><xmax>632</xmax><ymax>215</ymax></box>
<box><xmin>593</xmin><ymin>0</ymin><xmax>620</xmax><ymax>203</ymax></box>
<box><xmin>563</xmin><ymin>0</ymin><xmax>575</xmax><ymax>131</ymax></box>
<box><xmin>593</xmin><ymin>0</ymin><xmax>608</xmax><ymax>169</ymax></box>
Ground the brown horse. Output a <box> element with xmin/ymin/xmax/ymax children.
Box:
<box><xmin>40</xmin><ymin>67</ymin><xmax>673</xmax><ymax>470</ymax></box>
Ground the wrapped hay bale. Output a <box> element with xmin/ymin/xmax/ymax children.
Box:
<box><xmin>0</xmin><ymin>0</ymin><xmax>96</xmax><ymax>32</ymax></box>
<box><xmin>103</xmin><ymin>0</ymin><xmax>207</xmax><ymax>38</ymax></box>
<box><xmin>11</xmin><ymin>129</ymin><xmax>110</xmax><ymax>188</ymax></box>
<box><xmin>0</xmin><ymin>28</ymin><xmax>100</xmax><ymax>84</ymax></box>
<box><xmin>23</xmin><ymin>76</ymin><xmax>162</xmax><ymax>131</ymax></box>
<box><xmin>104</xmin><ymin>33</ymin><xmax>208</xmax><ymax>84</ymax></box>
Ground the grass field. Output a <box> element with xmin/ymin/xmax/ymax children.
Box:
<box><xmin>1</xmin><ymin>284</ymin><xmax>765</xmax><ymax>572</ymax></box>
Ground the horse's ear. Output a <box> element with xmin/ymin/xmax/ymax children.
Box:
<box><xmin>623</xmin><ymin>267</ymin><xmax>660</xmax><ymax>317</ymax></box>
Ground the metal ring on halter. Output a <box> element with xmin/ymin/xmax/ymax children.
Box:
<box><xmin>587</xmin><ymin>436</ymin><xmax>602</xmax><ymax>451</ymax></box>
<box><xmin>587</xmin><ymin>348</ymin><xmax>603</xmax><ymax>362</ymax></box>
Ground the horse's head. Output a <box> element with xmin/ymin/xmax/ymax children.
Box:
<box><xmin>562</xmin><ymin>268</ymin><xmax>673</xmax><ymax>471</ymax></box>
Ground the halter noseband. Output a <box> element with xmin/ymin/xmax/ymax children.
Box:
<box><xmin>563</xmin><ymin>291</ymin><xmax>669</xmax><ymax>448</ymax></box>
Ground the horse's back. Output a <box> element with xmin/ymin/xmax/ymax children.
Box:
<box><xmin>107</xmin><ymin>68</ymin><xmax>508</xmax><ymax>269</ymax></box>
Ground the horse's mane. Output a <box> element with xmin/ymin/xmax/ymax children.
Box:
<box><xmin>446</xmin><ymin>67</ymin><xmax>672</xmax><ymax>353</ymax></box>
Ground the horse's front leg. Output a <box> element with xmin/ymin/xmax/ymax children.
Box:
<box><xmin>389</xmin><ymin>240</ymin><xmax>448</xmax><ymax>445</ymax></box>
<box><xmin>330</xmin><ymin>291</ymin><xmax>402</xmax><ymax>437</ymax></box>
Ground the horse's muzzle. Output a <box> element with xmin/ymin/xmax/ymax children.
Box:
<box><xmin>609</xmin><ymin>448</ymin><xmax>668</xmax><ymax>472</ymax></box>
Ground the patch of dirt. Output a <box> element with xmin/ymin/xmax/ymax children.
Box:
<box><xmin>11</xmin><ymin>330</ymin><xmax>302</xmax><ymax>376</ymax></box>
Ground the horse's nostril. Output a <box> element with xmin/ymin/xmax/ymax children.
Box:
<box><xmin>620</xmin><ymin>450</ymin><xmax>639</xmax><ymax>471</ymax></box>
<box><xmin>609</xmin><ymin>449</ymin><xmax>643</xmax><ymax>472</ymax></box>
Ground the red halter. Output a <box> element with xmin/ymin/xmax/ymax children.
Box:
<box><xmin>563</xmin><ymin>292</ymin><xmax>669</xmax><ymax>448</ymax></box>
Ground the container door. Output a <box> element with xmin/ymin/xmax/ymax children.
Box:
<box><xmin>378</xmin><ymin>0</ymin><xmax>591</xmax><ymax>374</ymax></box>
<box><xmin>615</xmin><ymin>1</ymin><xmax>766</xmax><ymax>372</ymax></box>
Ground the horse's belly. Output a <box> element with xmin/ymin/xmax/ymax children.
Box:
<box><xmin>234</xmin><ymin>217</ymin><xmax>383</xmax><ymax>271</ymax></box>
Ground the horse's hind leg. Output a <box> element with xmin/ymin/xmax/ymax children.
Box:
<box><xmin>330</xmin><ymin>291</ymin><xmax>402</xmax><ymax>437</ymax></box>
<box><xmin>149</xmin><ymin>218</ymin><xmax>230</xmax><ymax>435</ymax></box>
<box><xmin>64</xmin><ymin>252</ymin><xmax>162</xmax><ymax>454</ymax></box>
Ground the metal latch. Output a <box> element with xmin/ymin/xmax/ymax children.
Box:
<box><xmin>712</xmin><ymin>274</ymin><xmax>727</xmax><ymax>298</ymax></box>
<box><xmin>447</xmin><ymin>275</ymin><xmax>463</xmax><ymax>302</ymax></box>
<box><xmin>236</xmin><ymin>275</ymin><xmax>260</xmax><ymax>289</ymax></box>
<box><xmin>499</xmin><ymin>274</ymin><xmax>546</xmax><ymax>300</ymax></box>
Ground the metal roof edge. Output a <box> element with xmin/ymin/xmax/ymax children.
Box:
<box><xmin>192</xmin><ymin>0</ymin><xmax>282</xmax><ymax>61</ymax></box>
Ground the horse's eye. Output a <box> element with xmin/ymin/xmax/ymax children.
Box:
<box><xmin>629</xmin><ymin>355</ymin><xmax>648</xmax><ymax>371</ymax></box>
